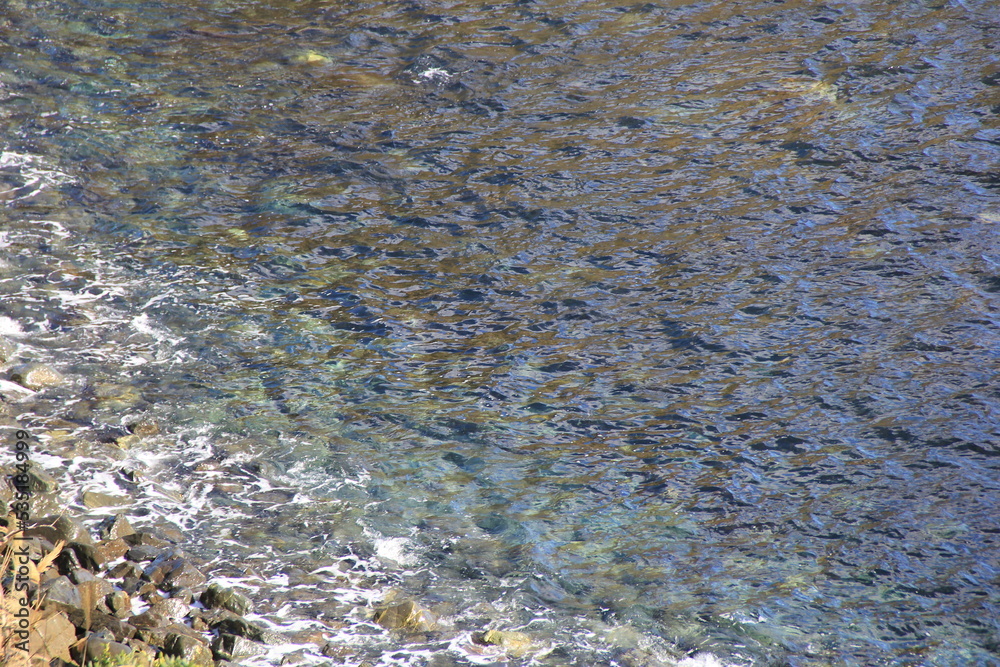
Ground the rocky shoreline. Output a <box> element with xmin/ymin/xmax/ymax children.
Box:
<box><xmin>3</xmin><ymin>511</ymin><xmax>277</xmax><ymax>665</ymax></box>
<box><xmin>0</xmin><ymin>337</ymin><xmax>292</xmax><ymax>666</ymax></box>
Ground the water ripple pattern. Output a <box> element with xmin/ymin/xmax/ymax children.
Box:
<box><xmin>2</xmin><ymin>0</ymin><xmax>999</xmax><ymax>664</ymax></box>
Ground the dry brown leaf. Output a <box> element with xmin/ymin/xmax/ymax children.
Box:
<box><xmin>25</xmin><ymin>559</ymin><xmax>40</xmax><ymax>586</ymax></box>
<box><xmin>34</xmin><ymin>539</ymin><xmax>65</xmax><ymax>575</ymax></box>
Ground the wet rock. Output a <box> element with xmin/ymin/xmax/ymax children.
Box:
<box><xmin>69</xmin><ymin>568</ymin><xmax>114</xmax><ymax>598</ymax></box>
<box><xmin>212</xmin><ymin>633</ymin><xmax>267</xmax><ymax>661</ymax></box>
<box><xmin>83</xmin><ymin>490</ymin><xmax>128</xmax><ymax>508</ymax></box>
<box><xmin>124</xmin><ymin>531</ymin><xmax>172</xmax><ymax>547</ymax></box>
<box><xmin>213</xmin><ymin>615</ymin><xmax>283</xmax><ymax>644</ymax></box>
<box><xmin>10</xmin><ymin>363</ymin><xmax>64</xmax><ymax>389</ymax></box>
<box><xmin>151</xmin><ymin>597</ymin><xmax>191</xmax><ymax>621</ymax></box>
<box><xmin>142</xmin><ymin>549</ymin><xmax>186</xmax><ymax>583</ymax></box>
<box><xmin>89</xmin><ymin>610</ymin><xmax>137</xmax><ymax>642</ymax></box>
<box><xmin>94</xmin><ymin>537</ymin><xmax>131</xmax><ymax>562</ymax></box>
<box><xmin>89</xmin><ymin>382</ymin><xmax>142</xmax><ymax>409</ymax></box>
<box><xmin>0</xmin><ymin>335</ymin><xmax>16</xmax><ymax>362</ymax></box>
<box><xmin>126</xmin><ymin>545</ymin><xmax>163</xmax><ymax>562</ymax></box>
<box><xmin>373</xmin><ymin>600</ymin><xmax>438</xmax><ymax>633</ymax></box>
<box><xmin>107</xmin><ymin>590</ymin><xmax>132</xmax><ymax>618</ymax></box>
<box><xmin>113</xmin><ymin>433</ymin><xmax>141</xmax><ymax>449</ymax></box>
<box><xmin>162</xmin><ymin>561</ymin><xmax>207</xmax><ymax>592</ymax></box>
<box><xmin>66</xmin><ymin>541</ymin><xmax>103</xmax><ymax>571</ymax></box>
<box><xmin>165</xmin><ymin>632</ymin><xmax>214</xmax><ymax>665</ymax></box>
<box><xmin>96</xmin><ymin>513</ymin><xmax>137</xmax><ymax>540</ymax></box>
<box><xmin>472</xmin><ymin>629</ymin><xmax>534</xmax><ymax>657</ymax></box>
<box><xmin>109</xmin><ymin>561</ymin><xmax>143</xmax><ymax>579</ymax></box>
<box><xmin>128</xmin><ymin>418</ymin><xmax>160</xmax><ymax>437</ymax></box>
<box><xmin>130</xmin><ymin>609</ymin><xmax>167</xmax><ymax>629</ymax></box>
<box><xmin>201</xmin><ymin>582</ymin><xmax>252</xmax><ymax>615</ymax></box>
<box><xmin>22</xmin><ymin>465</ymin><xmax>60</xmax><ymax>493</ymax></box>
<box><xmin>26</xmin><ymin>515</ymin><xmax>93</xmax><ymax>545</ymax></box>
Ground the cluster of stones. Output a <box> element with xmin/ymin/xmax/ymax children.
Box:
<box><xmin>8</xmin><ymin>513</ymin><xmax>279</xmax><ymax>666</ymax></box>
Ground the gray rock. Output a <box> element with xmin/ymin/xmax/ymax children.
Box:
<box><xmin>150</xmin><ymin>597</ymin><xmax>191</xmax><ymax>621</ymax></box>
<box><xmin>94</xmin><ymin>537</ymin><xmax>130</xmax><ymax>562</ymax></box>
<box><xmin>39</xmin><ymin>576</ymin><xmax>87</xmax><ymax>627</ymax></box>
<box><xmin>69</xmin><ymin>568</ymin><xmax>114</xmax><ymax>598</ymax></box>
<box><xmin>201</xmin><ymin>582</ymin><xmax>252</xmax><ymax>615</ymax></box>
<box><xmin>213</xmin><ymin>616</ymin><xmax>283</xmax><ymax>644</ymax></box>
<box><xmin>96</xmin><ymin>514</ymin><xmax>136</xmax><ymax>541</ymax></box>
<box><xmin>83</xmin><ymin>490</ymin><xmax>128</xmax><ymax>509</ymax></box>
<box><xmin>126</xmin><ymin>545</ymin><xmax>163</xmax><ymax>562</ymax></box>
<box><xmin>211</xmin><ymin>633</ymin><xmax>266</xmax><ymax>661</ymax></box>
<box><xmin>108</xmin><ymin>561</ymin><xmax>143</xmax><ymax>580</ymax></box>
<box><xmin>165</xmin><ymin>632</ymin><xmax>214</xmax><ymax>666</ymax></box>
<box><xmin>40</xmin><ymin>576</ymin><xmax>82</xmax><ymax>609</ymax></box>
<box><xmin>26</xmin><ymin>515</ymin><xmax>93</xmax><ymax>545</ymax></box>
<box><xmin>23</xmin><ymin>466</ymin><xmax>60</xmax><ymax>494</ymax></box>
<box><xmin>119</xmin><ymin>577</ymin><xmax>143</xmax><ymax>595</ymax></box>
<box><xmin>107</xmin><ymin>590</ymin><xmax>132</xmax><ymax>618</ymax></box>
<box><xmin>162</xmin><ymin>561</ymin><xmax>207</xmax><ymax>592</ymax></box>
<box><xmin>130</xmin><ymin>609</ymin><xmax>166</xmax><ymax>629</ymax></box>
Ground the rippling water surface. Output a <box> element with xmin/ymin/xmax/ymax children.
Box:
<box><xmin>3</xmin><ymin>0</ymin><xmax>1000</xmax><ymax>664</ymax></box>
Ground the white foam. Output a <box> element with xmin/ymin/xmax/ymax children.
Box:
<box><xmin>677</xmin><ymin>653</ymin><xmax>729</xmax><ymax>667</ymax></box>
<box><xmin>131</xmin><ymin>312</ymin><xmax>184</xmax><ymax>345</ymax></box>
<box><xmin>0</xmin><ymin>379</ymin><xmax>35</xmax><ymax>397</ymax></box>
<box><xmin>0</xmin><ymin>151</ymin><xmax>73</xmax><ymax>199</ymax></box>
<box><xmin>414</xmin><ymin>67</ymin><xmax>451</xmax><ymax>83</ymax></box>
<box><xmin>0</xmin><ymin>316</ymin><xmax>26</xmax><ymax>336</ymax></box>
<box><xmin>372</xmin><ymin>536</ymin><xmax>417</xmax><ymax>567</ymax></box>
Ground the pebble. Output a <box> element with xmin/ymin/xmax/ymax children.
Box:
<box><xmin>472</xmin><ymin>629</ymin><xmax>535</xmax><ymax>657</ymax></box>
<box><xmin>10</xmin><ymin>362</ymin><xmax>64</xmax><ymax>389</ymax></box>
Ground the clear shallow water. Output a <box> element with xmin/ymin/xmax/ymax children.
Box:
<box><xmin>2</xmin><ymin>0</ymin><xmax>1000</xmax><ymax>664</ymax></box>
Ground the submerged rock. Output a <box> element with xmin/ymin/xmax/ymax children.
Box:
<box><xmin>472</xmin><ymin>629</ymin><xmax>534</xmax><ymax>657</ymax></box>
<box><xmin>0</xmin><ymin>336</ymin><xmax>16</xmax><ymax>362</ymax></box>
<box><xmin>10</xmin><ymin>363</ymin><xmax>64</xmax><ymax>389</ymax></box>
<box><xmin>373</xmin><ymin>600</ymin><xmax>438</xmax><ymax>633</ymax></box>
